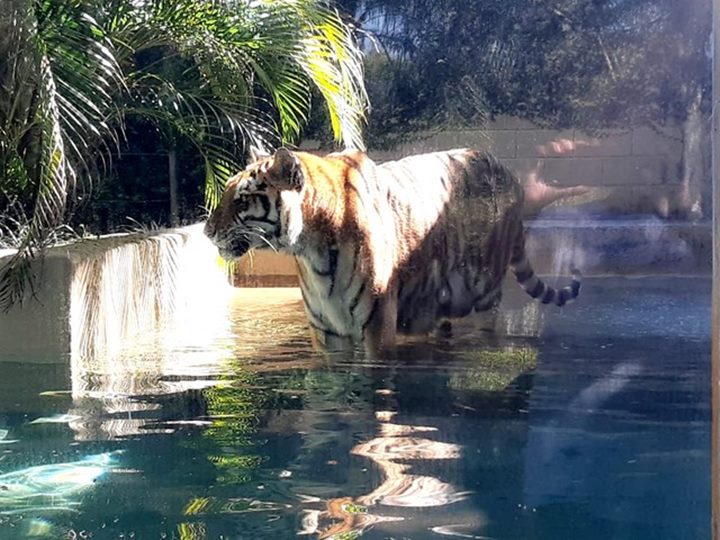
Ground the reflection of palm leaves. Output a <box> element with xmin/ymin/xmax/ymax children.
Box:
<box><xmin>199</xmin><ymin>370</ymin><xmax>269</xmax><ymax>485</ymax></box>
<box><xmin>203</xmin><ymin>383</ymin><xmax>264</xmax><ymax>447</ymax></box>
<box><xmin>206</xmin><ymin>454</ymin><xmax>266</xmax><ymax>485</ymax></box>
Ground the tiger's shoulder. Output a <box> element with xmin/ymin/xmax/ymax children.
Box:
<box><xmin>286</xmin><ymin>149</ymin><xmax>376</xmax><ymax>192</ymax></box>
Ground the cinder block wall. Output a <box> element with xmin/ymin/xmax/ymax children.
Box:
<box><xmin>367</xmin><ymin>116</ymin><xmax>682</xmax><ymax>189</ymax></box>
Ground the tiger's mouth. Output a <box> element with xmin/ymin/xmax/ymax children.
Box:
<box><xmin>217</xmin><ymin>237</ymin><xmax>251</xmax><ymax>260</ymax></box>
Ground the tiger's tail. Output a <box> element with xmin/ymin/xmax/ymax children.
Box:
<box><xmin>510</xmin><ymin>246</ymin><xmax>581</xmax><ymax>307</ymax></box>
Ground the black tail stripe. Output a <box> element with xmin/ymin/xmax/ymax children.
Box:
<box><xmin>514</xmin><ymin>266</ymin><xmax>534</xmax><ymax>283</ymax></box>
<box><xmin>571</xmin><ymin>280</ymin><xmax>581</xmax><ymax>296</ymax></box>
<box><xmin>557</xmin><ymin>288</ymin><xmax>570</xmax><ymax>306</ymax></box>
<box><xmin>541</xmin><ymin>287</ymin><xmax>556</xmax><ymax>304</ymax></box>
<box><xmin>529</xmin><ymin>281</ymin><xmax>545</xmax><ymax>298</ymax></box>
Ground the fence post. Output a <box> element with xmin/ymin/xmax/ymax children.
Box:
<box><xmin>711</xmin><ymin>0</ymin><xmax>719</xmax><ymax>536</ymax></box>
<box><xmin>169</xmin><ymin>149</ymin><xmax>179</xmax><ymax>227</ymax></box>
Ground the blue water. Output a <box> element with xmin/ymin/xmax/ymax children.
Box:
<box><xmin>0</xmin><ymin>277</ymin><xmax>711</xmax><ymax>539</ymax></box>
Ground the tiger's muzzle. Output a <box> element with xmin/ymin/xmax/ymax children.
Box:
<box><xmin>204</xmin><ymin>219</ymin><xmax>252</xmax><ymax>260</ymax></box>
<box><xmin>216</xmin><ymin>236</ymin><xmax>251</xmax><ymax>260</ymax></box>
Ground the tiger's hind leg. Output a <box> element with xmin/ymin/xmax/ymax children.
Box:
<box><xmin>363</xmin><ymin>289</ymin><xmax>398</xmax><ymax>360</ymax></box>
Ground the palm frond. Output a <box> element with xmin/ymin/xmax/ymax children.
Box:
<box><xmin>296</xmin><ymin>3</ymin><xmax>369</xmax><ymax>150</ymax></box>
<box><xmin>124</xmin><ymin>74</ymin><xmax>278</xmax><ymax>207</ymax></box>
<box><xmin>114</xmin><ymin>0</ymin><xmax>367</xmax><ymax>149</ymax></box>
<box><xmin>1</xmin><ymin>0</ymin><xmax>369</xmax><ymax>309</ymax></box>
<box><xmin>0</xmin><ymin>0</ymin><xmax>124</xmax><ymax>310</ymax></box>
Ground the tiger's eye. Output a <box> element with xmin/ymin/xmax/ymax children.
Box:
<box><xmin>235</xmin><ymin>197</ymin><xmax>251</xmax><ymax>212</ymax></box>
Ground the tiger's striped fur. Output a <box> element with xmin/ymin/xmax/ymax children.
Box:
<box><xmin>204</xmin><ymin>147</ymin><xmax>580</xmax><ymax>354</ymax></box>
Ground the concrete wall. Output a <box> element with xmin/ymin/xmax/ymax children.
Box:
<box><xmin>233</xmin><ymin>251</ymin><xmax>299</xmax><ymax>287</ymax></box>
<box><xmin>0</xmin><ymin>251</ymin><xmax>74</xmax><ymax>361</ymax></box>
<box><xmin>0</xmin><ymin>225</ymin><xmax>231</xmax><ymax>361</ymax></box>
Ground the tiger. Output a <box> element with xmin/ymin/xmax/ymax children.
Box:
<box><xmin>203</xmin><ymin>147</ymin><xmax>580</xmax><ymax>356</ymax></box>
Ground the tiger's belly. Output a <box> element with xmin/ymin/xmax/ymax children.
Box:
<box><xmin>396</xmin><ymin>258</ymin><xmax>503</xmax><ymax>335</ymax></box>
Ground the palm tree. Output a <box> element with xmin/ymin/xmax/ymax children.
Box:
<box><xmin>0</xmin><ymin>0</ymin><xmax>368</xmax><ymax>309</ymax></box>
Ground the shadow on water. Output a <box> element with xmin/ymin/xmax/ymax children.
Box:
<box><xmin>0</xmin><ymin>278</ymin><xmax>711</xmax><ymax>539</ymax></box>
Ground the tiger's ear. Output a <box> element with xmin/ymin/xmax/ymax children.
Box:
<box><xmin>265</xmin><ymin>147</ymin><xmax>304</xmax><ymax>191</ymax></box>
<box><xmin>248</xmin><ymin>143</ymin><xmax>271</xmax><ymax>163</ymax></box>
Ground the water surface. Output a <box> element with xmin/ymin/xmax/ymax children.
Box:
<box><xmin>0</xmin><ymin>277</ymin><xmax>711</xmax><ymax>539</ymax></box>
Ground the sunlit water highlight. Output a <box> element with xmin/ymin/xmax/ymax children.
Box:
<box><xmin>0</xmin><ymin>452</ymin><xmax>120</xmax><ymax>515</ymax></box>
<box><xmin>0</xmin><ymin>276</ymin><xmax>711</xmax><ymax>539</ymax></box>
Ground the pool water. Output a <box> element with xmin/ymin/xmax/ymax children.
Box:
<box><xmin>0</xmin><ymin>277</ymin><xmax>711</xmax><ymax>539</ymax></box>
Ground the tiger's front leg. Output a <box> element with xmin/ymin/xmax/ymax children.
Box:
<box><xmin>308</xmin><ymin>326</ymin><xmax>355</xmax><ymax>355</ymax></box>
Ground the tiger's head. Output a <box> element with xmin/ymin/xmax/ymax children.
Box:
<box><xmin>203</xmin><ymin>147</ymin><xmax>306</xmax><ymax>260</ymax></box>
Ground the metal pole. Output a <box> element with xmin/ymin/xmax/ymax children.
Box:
<box><xmin>711</xmin><ymin>0</ymin><xmax>720</xmax><ymax>536</ymax></box>
<box><xmin>168</xmin><ymin>149</ymin><xmax>179</xmax><ymax>228</ymax></box>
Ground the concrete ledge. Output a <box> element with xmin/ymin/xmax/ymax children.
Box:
<box><xmin>0</xmin><ymin>224</ymin><xmax>231</xmax><ymax>361</ymax></box>
<box><xmin>234</xmin><ymin>274</ymin><xmax>300</xmax><ymax>287</ymax></box>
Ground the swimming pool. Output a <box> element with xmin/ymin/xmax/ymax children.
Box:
<box><xmin>0</xmin><ymin>277</ymin><xmax>711</xmax><ymax>539</ymax></box>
